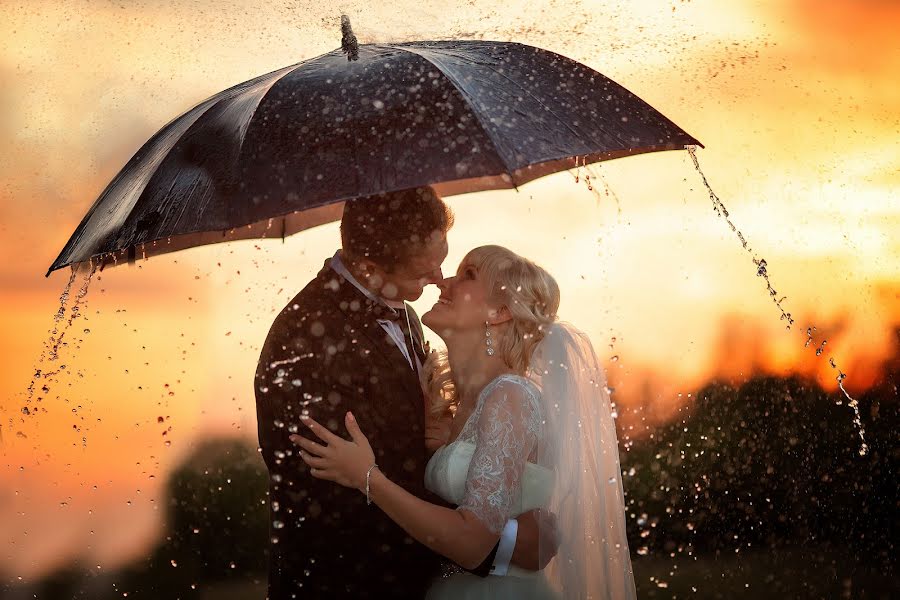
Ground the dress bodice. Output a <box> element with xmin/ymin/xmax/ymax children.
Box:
<box><xmin>424</xmin><ymin>374</ymin><xmax>555</xmax><ymax>529</ymax></box>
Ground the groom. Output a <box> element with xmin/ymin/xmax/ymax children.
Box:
<box><xmin>255</xmin><ymin>187</ymin><xmax>551</xmax><ymax>599</ymax></box>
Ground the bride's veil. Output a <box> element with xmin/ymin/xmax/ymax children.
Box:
<box><xmin>528</xmin><ymin>322</ymin><xmax>637</xmax><ymax>600</ymax></box>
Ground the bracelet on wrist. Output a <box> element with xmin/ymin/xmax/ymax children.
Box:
<box><xmin>365</xmin><ymin>463</ymin><xmax>379</xmax><ymax>505</ymax></box>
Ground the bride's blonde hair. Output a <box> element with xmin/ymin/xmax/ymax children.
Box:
<box><xmin>423</xmin><ymin>245</ymin><xmax>560</xmax><ymax>416</ymax></box>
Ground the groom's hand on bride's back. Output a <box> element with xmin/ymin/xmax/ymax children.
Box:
<box><xmin>512</xmin><ymin>509</ymin><xmax>560</xmax><ymax>571</ymax></box>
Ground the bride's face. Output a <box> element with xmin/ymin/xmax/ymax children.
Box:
<box><xmin>422</xmin><ymin>257</ymin><xmax>501</xmax><ymax>337</ymax></box>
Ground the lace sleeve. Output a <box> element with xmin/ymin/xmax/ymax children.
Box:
<box><xmin>457</xmin><ymin>378</ymin><xmax>541</xmax><ymax>534</ymax></box>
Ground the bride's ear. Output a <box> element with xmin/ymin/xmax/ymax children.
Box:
<box><xmin>488</xmin><ymin>305</ymin><xmax>513</xmax><ymax>325</ymax></box>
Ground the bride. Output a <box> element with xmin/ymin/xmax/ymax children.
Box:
<box><xmin>290</xmin><ymin>245</ymin><xmax>636</xmax><ymax>599</ymax></box>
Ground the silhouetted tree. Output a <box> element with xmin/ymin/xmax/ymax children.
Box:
<box><xmin>111</xmin><ymin>437</ymin><xmax>269</xmax><ymax>599</ymax></box>
<box><xmin>622</xmin><ymin>359</ymin><xmax>898</xmax><ymax>598</ymax></box>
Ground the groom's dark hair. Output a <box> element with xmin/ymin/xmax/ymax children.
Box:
<box><xmin>340</xmin><ymin>186</ymin><xmax>454</xmax><ymax>272</ymax></box>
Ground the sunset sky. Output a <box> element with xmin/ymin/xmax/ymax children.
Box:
<box><xmin>1</xmin><ymin>0</ymin><xmax>898</xmax><ymax>583</ymax></box>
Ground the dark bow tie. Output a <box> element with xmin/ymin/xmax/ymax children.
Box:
<box><xmin>367</xmin><ymin>299</ymin><xmax>427</xmax><ymax>363</ymax></box>
<box><xmin>366</xmin><ymin>299</ymin><xmax>403</xmax><ymax>322</ymax></box>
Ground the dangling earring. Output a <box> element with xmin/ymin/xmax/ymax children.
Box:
<box><xmin>485</xmin><ymin>321</ymin><xmax>495</xmax><ymax>356</ymax></box>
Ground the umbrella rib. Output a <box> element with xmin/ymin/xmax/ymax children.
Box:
<box><xmin>49</xmin><ymin>62</ymin><xmax>307</xmax><ymax>276</ymax></box>
<box><xmin>45</xmin><ymin>94</ymin><xmax>226</xmax><ymax>276</ymax></box>
<box><xmin>474</xmin><ymin>61</ymin><xmax>590</xmax><ymax>149</ymax></box>
<box><xmin>463</xmin><ymin>44</ymin><xmax>698</xmax><ymax>151</ymax></box>
<box><xmin>233</xmin><ymin>63</ymin><xmax>303</xmax><ymax>161</ymax></box>
<box><xmin>386</xmin><ymin>44</ymin><xmax>516</xmax><ymax>178</ymax></box>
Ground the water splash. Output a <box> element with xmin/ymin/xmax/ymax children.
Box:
<box><xmin>687</xmin><ymin>146</ymin><xmax>867</xmax><ymax>456</ymax></box>
<box><xmin>25</xmin><ymin>268</ymin><xmax>78</xmax><ymax>402</ymax></box>
<box><xmin>267</xmin><ymin>353</ymin><xmax>314</xmax><ymax>370</ymax></box>
<box><xmin>49</xmin><ymin>264</ymin><xmax>97</xmax><ymax>361</ymax></box>
<box><xmin>833</xmin><ymin>369</ymin><xmax>868</xmax><ymax>455</ymax></box>
<box><xmin>688</xmin><ymin>148</ymin><xmax>794</xmax><ymax>329</ymax></box>
<box><xmin>22</xmin><ymin>262</ymin><xmax>97</xmax><ymax>420</ymax></box>
<box><xmin>584</xmin><ymin>163</ymin><xmax>623</xmax><ymax>216</ymax></box>
<box><xmin>570</xmin><ymin>156</ymin><xmax>623</xmax><ymax>216</ymax></box>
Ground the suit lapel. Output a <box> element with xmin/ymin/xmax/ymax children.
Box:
<box><xmin>313</xmin><ymin>263</ymin><xmax>424</xmax><ymax>419</ymax></box>
<box><xmin>404</xmin><ymin>303</ymin><xmax>429</xmax><ymax>365</ymax></box>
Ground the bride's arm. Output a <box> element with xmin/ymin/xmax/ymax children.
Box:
<box><xmin>292</xmin><ymin>380</ymin><xmax>539</xmax><ymax>570</ymax></box>
<box><xmin>365</xmin><ymin>461</ymin><xmax>499</xmax><ymax>569</ymax></box>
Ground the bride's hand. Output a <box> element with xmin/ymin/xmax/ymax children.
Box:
<box><xmin>290</xmin><ymin>412</ymin><xmax>375</xmax><ymax>491</ymax></box>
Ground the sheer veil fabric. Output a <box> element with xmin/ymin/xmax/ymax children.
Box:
<box><xmin>529</xmin><ymin>322</ymin><xmax>637</xmax><ymax>600</ymax></box>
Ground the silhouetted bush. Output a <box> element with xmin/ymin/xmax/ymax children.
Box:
<box><xmin>110</xmin><ymin>438</ymin><xmax>270</xmax><ymax>599</ymax></box>
<box><xmin>622</xmin><ymin>372</ymin><xmax>897</xmax><ymax>566</ymax></box>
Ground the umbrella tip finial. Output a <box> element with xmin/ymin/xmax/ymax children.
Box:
<box><xmin>340</xmin><ymin>15</ymin><xmax>359</xmax><ymax>61</ymax></box>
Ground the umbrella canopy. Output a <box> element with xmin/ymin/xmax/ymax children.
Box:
<box><xmin>47</xmin><ymin>40</ymin><xmax>701</xmax><ymax>276</ymax></box>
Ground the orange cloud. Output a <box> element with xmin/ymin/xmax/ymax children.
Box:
<box><xmin>784</xmin><ymin>0</ymin><xmax>900</xmax><ymax>73</ymax></box>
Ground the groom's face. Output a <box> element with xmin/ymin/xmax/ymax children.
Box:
<box><xmin>375</xmin><ymin>231</ymin><xmax>448</xmax><ymax>302</ymax></box>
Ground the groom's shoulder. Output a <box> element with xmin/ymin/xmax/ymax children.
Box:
<box><xmin>280</xmin><ymin>261</ymin><xmax>343</xmax><ymax>315</ymax></box>
<box><xmin>262</xmin><ymin>267</ymin><xmax>344</xmax><ymax>343</ymax></box>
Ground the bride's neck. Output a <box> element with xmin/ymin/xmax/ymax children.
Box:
<box><xmin>445</xmin><ymin>333</ymin><xmax>513</xmax><ymax>405</ymax></box>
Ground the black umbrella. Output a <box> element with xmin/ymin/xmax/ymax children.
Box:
<box><xmin>47</xmin><ymin>35</ymin><xmax>701</xmax><ymax>276</ymax></box>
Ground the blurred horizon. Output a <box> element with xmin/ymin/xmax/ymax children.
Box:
<box><xmin>1</xmin><ymin>0</ymin><xmax>898</xmax><ymax>586</ymax></box>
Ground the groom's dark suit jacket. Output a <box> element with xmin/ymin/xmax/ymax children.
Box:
<box><xmin>255</xmin><ymin>259</ymin><xmax>494</xmax><ymax>599</ymax></box>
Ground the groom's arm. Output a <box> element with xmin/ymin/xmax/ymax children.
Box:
<box><xmin>254</xmin><ymin>307</ymin><xmax>372</xmax><ymax>514</ymax></box>
<box><xmin>478</xmin><ymin>512</ymin><xmax>558</xmax><ymax>575</ymax></box>
<box><xmin>508</xmin><ymin>509</ymin><xmax>559</xmax><ymax>571</ymax></box>
<box><xmin>256</xmin><ymin>325</ymin><xmax>367</xmax><ymax>484</ymax></box>
<box><xmin>256</xmin><ymin>317</ymin><xmax>388</xmax><ymax>587</ymax></box>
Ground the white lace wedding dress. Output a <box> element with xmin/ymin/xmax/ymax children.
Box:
<box><xmin>424</xmin><ymin>374</ymin><xmax>560</xmax><ymax>600</ymax></box>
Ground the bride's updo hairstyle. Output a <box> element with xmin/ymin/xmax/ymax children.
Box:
<box><xmin>424</xmin><ymin>245</ymin><xmax>560</xmax><ymax>415</ymax></box>
<box><xmin>468</xmin><ymin>245</ymin><xmax>560</xmax><ymax>373</ymax></box>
